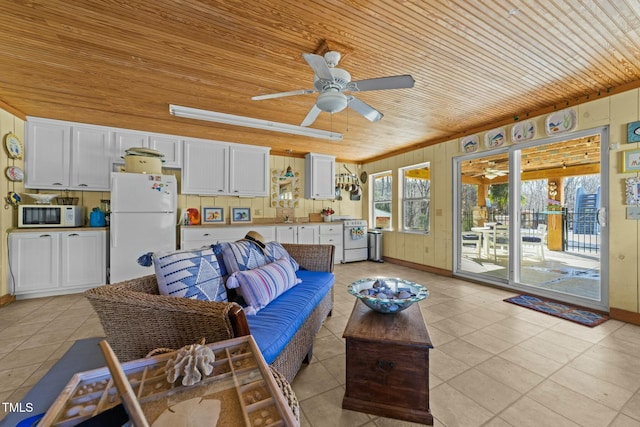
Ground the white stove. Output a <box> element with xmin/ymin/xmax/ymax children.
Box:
<box><xmin>342</xmin><ymin>219</ymin><xmax>368</xmax><ymax>263</ymax></box>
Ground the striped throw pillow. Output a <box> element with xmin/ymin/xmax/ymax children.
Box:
<box><xmin>226</xmin><ymin>257</ymin><xmax>301</xmax><ymax>315</ymax></box>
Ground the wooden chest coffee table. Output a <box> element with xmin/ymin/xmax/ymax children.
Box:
<box><xmin>342</xmin><ymin>298</ymin><xmax>433</xmax><ymax>425</ymax></box>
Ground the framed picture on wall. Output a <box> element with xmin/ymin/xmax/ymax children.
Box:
<box><xmin>202</xmin><ymin>207</ymin><xmax>224</xmax><ymax>223</ymax></box>
<box><xmin>627</xmin><ymin>121</ymin><xmax>640</xmax><ymax>143</ymax></box>
<box><xmin>622</xmin><ymin>149</ymin><xmax>640</xmax><ymax>173</ymax></box>
<box><xmin>231</xmin><ymin>207</ymin><xmax>252</xmax><ymax>224</ymax></box>
<box><xmin>625</xmin><ymin>177</ymin><xmax>640</xmax><ymax>205</ymax></box>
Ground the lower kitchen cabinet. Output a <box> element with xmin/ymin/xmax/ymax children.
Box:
<box><xmin>319</xmin><ymin>223</ymin><xmax>343</xmax><ymax>263</ymax></box>
<box><xmin>9</xmin><ymin>230</ymin><xmax>107</xmax><ymax>298</ymax></box>
<box><xmin>180</xmin><ymin>226</ymin><xmax>276</xmax><ymax>250</ymax></box>
<box><xmin>275</xmin><ymin>225</ymin><xmax>319</xmax><ymax>244</ymax></box>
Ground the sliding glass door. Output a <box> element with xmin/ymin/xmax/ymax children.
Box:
<box><xmin>454</xmin><ymin>127</ymin><xmax>609</xmax><ymax>311</ymax></box>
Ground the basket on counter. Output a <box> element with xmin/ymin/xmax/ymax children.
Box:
<box><xmin>56</xmin><ymin>196</ymin><xmax>79</xmax><ymax>205</ymax></box>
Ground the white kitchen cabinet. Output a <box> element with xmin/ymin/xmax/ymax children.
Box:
<box><xmin>182</xmin><ymin>139</ymin><xmax>229</xmax><ymax>195</ymax></box>
<box><xmin>113</xmin><ymin>130</ymin><xmax>182</xmax><ymax>168</ymax></box>
<box><xmin>305</xmin><ymin>153</ymin><xmax>336</xmax><ymax>199</ymax></box>
<box><xmin>71</xmin><ymin>126</ymin><xmax>112</xmax><ymax>189</ymax></box>
<box><xmin>229</xmin><ymin>144</ymin><xmax>269</xmax><ymax>196</ymax></box>
<box><xmin>9</xmin><ymin>230</ymin><xmax>107</xmax><ymax>298</ymax></box>
<box><xmin>319</xmin><ymin>223</ymin><xmax>343</xmax><ymax>263</ymax></box>
<box><xmin>181</xmin><ymin>226</ymin><xmax>276</xmax><ymax>250</ymax></box>
<box><xmin>182</xmin><ymin>139</ymin><xmax>269</xmax><ymax>196</ymax></box>
<box><xmin>26</xmin><ymin>118</ymin><xmax>111</xmax><ymax>191</ymax></box>
<box><xmin>275</xmin><ymin>225</ymin><xmax>319</xmax><ymax>244</ymax></box>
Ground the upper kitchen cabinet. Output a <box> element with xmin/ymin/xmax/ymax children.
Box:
<box><xmin>182</xmin><ymin>139</ymin><xmax>269</xmax><ymax>196</ymax></box>
<box><xmin>26</xmin><ymin>119</ymin><xmax>111</xmax><ymax>191</ymax></box>
<box><xmin>305</xmin><ymin>153</ymin><xmax>335</xmax><ymax>200</ymax></box>
<box><xmin>113</xmin><ymin>130</ymin><xmax>182</xmax><ymax>168</ymax></box>
<box><xmin>182</xmin><ymin>138</ymin><xmax>228</xmax><ymax>195</ymax></box>
<box><xmin>229</xmin><ymin>144</ymin><xmax>269</xmax><ymax>196</ymax></box>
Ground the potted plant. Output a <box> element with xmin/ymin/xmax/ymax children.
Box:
<box><xmin>321</xmin><ymin>207</ymin><xmax>335</xmax><ymax>222</ymax></box>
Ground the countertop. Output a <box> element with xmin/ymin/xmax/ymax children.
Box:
<box><xmin>9</xmin><ymin>226</ymin><xmax>109</xmax><ymax>233</ymax></box>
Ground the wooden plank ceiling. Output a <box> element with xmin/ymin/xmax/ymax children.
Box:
<box><xmin>1</xmin><ymin>0</ymin><xmax>639</xmax><ymax>163</ymax></box>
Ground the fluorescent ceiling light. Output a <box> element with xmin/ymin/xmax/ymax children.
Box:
<box><xmin>169</xmin><ymin>104</ymin><xmax>343</xmax><ymax>141</ymax></box>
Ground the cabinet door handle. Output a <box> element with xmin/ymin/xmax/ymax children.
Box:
<box><xmin>39</xmin><ymin>234</ymin><xmax>52</xmax><ymax>238</ymax></box>
<box><xmin>203</xmin><ymin>233</ymin><xmax>211</xmax><ymax>237</ymax></box>
<box><xmin>68</xmin><ymin>233</ymin><xmax>80</xmax><ymax>237</ymax></box>
<box><xmin>53</xmin><ymin>183</ymin><xmax>64</xmax><ymax>186</ymax></box>
<box><xmin>218</xmin><ymin>189</ymin><xmax>224</xmax><ymax>192</ymax></box>
<box><xmin>376</xmin><ymin>360</ymin><xmax>395</xmax><ymax>372</ymax></box>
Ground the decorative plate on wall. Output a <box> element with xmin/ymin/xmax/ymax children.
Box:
<box><xmin>5</xmin><ymin>166</ymin><xmax>24</xmax><ymax>182</ymax></box>
<box><xmin>4</xmin><ymin>132</ymin><xmax>23</xmax><ymax>159</ymax></box>
<box><xmin>511</xmin><ymin>120</ymin><xmax>536</xmax><ymax>143</ymax></box>
<box><xmin>461</xmin><ymin>135</ymin><xmax>479</xmax><ymax>153</ymax></box>
<box><xmin>545</xmin><ymin>108</ymin><xmax>577</xmax><ymax>135</ymax></box>
<box><xmin>485</xmin><ymin>127</ymin><xmax>506</xmax><ymax>148</ymax></box>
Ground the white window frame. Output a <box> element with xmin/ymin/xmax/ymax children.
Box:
<box><xmin>400</xmin><ymin>162</ymin><xmax>431</xmax><ymax>234</ymax></box>
<box><xmin>370</xmin><ymin>170</ymin><xmax>393</xmax><ymax>230</ymax></box>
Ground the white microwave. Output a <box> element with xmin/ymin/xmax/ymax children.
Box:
<box><xmin>18</xmin><ymin>205</ymin><xmax>85</xmax><ymax>228</ymax></box>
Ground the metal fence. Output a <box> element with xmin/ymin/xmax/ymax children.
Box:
<box><xmin>461</xmin><ymin>208</ymin><xmax>600</xmax><ymax>255</ymax></box>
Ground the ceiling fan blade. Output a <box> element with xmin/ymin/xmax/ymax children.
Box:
<box><xmin>302</xmin><ymin>53</ymin><xmax>334</xmax><ymax>81</ymax></box>
<box><xmin>252</xmin><ymin>89</ymin><xmax>315</xmax><ymax>100</ymax></box>
<box><xmin>348</xmin><ymin>96</ymin><xmax>383</xmax><ymax>122</ymax></box>
<box><xmin>349</xmin><ymin>75</ymin><xmax>415</xmax><ymax>92</ymax></box>
<box><xmin>300</xmin><ymin>105</ymin><xmax>322</xmax><ymax>127</ymax></box>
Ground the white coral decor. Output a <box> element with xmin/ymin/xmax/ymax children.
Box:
<box><xmin>165</xmin><ymin>341</ymin><xmax>216</xmax><ymax>386</ymax></box>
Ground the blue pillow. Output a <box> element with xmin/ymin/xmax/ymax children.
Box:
<box><xmin>264</xmin><ymin>241</ymin><xmax>299</xmax><ymax>271</ymax></box>
<box><xmin>153</xmin><ymin>246</ymin><xmax>226</xmax><ymax>302</ymax></box>
<box><xmin>217</xmin><ymin>241</ymin><xmax>267</xmax><ymax>274</ymax></box>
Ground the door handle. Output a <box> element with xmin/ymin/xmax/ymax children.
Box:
<box><xmin>597</xmin><ymin>207</ymin><xmax>607</xmax><ymax>227</ymax></box>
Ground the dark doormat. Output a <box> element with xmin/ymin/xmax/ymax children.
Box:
<box><xmin>504</xmin><ymin>294</ymin><xmax>608</xmax><ymax>327</ymax></box>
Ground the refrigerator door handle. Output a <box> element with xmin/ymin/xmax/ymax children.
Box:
<box><xmin>110</xmin><ymin>216</ymin><xmax>117</xmax><ymax>247</ymax></box>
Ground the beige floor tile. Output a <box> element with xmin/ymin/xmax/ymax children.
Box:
<box><xmin>292</xmin><ymin>360</ymin><xmax>341</xmax><ymax>401</ymax></box>
<box><xmin>299</xmin><ymin>386</ymin><xmax>371</xmax><ymax>427</ymax></box>
<box><xmin>481</xmin><ymin>416</ymin><xmax>516</xmax><ymax>427</ymax></box>
<box><xmin>0</xmin><ymin>343</ymin><xmax>62</xmax><ymax>370</ymax></box>
<box><xmin>319</xmin><ymin>354</ymin><xmax>345</xmax><ymax>385</ymax></box>
<box><xmin>569</xmin><ymin>354</ymin><xmax>640</xmax><ymax>393</ymax></box>
<box><xmin>583</xmin><ymin>344</ymin><xmax>640</xmax><ymax>375</ymax></box>
<box><xmin>499</xmin><ymin>345</ymin><xmax>564</xmax><ymax>377</ymax></box>
<box><xmin>311</xmin><ymin>334</ymin><xmax>345</xmax><ymax>361</ymax></box>
<box><xmin>429</xmin><ymin>349</ymin><xmax>471</xmax><ymax>381</ymax></box>
<box><xmin>550</xmin><ymin>318</ymin><xmax>625</xmax><ymax>343</ymax></box>
<box><xmin>0</xmin><ymin>365</ymin><xmax>40</xmax><ymax>393</ymax></box>
<box><xmin>448</xmin><ymin>369</ymin><xmax>521</xmax><ymax>413</ymax></box>
<box><xmin>622</xmin><ymin>392</ymin><xmax>640</xmax><ymax>422</ymax></box>
<box><xmin>499</xmin><ymin>396</ymin><xmax>581</xmax><ymax>427</ymax></box>
<box><xmin>527</xmin><ymin>380</ymin><xmax>618</xmax><ymax>427</ymax></box>
<box><xmin>479</xmin><ymin>322</ymin><xmax>534</xmax><ymax>345</ymax></box>
<box><xmin>15</xmin><ymin>327</ymin><xmax>77</xmax><ymax>350</ymax></box>
<box><xmin>436</xmin><ymin>338</ymin><xmax>493</xmax><ymax>367</ymax></box>
<box><xmin>429</xmin><ymin>383</ymin><xmax>493</xmax><ymax>427</ymax></box>
<box><xmin>517</xmin><ymin>335</ymin><xmax>583</xmax><ymax>364</ymax></box>
<box><xmin>460</xmin><ymin>329</ymin><xmax>514</xmax><ymax>354</ymax></box>
<box><xmin>475</xmin><ymin>356</ymin><xmax>545</xmax><ymax>394</ymax></box>
<box><xmin>535</xmin><ymin>329</ymin><xmax>594</xmax><ymax>353</ymax></box>
<box><xmin>429</xmin><ymin>318</ymin><xmax>477</xmax><ymax>338</ymax></box>
<box><xmin>550</xmin><ymin>366</ymin><xmax>634</xmax><ymax>410</ymax></box>
<box><xmin>425</xmin><ymin>300</ymin><xmax>481</xmax><ymax>318</ymax></box>
<box><xmin>609</xmin><ymin>413</ymin><xmax>640</xmax><ymax>427</ymax></box>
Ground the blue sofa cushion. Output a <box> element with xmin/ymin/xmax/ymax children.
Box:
<box><xmin>247</xmin><ymin>270</ymin><xmax>334</xmax><ymax>364</ymax></box>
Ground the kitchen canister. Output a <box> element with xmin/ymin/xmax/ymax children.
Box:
<box><xmin>89</xmin><ymin>207</ymin><xmax>106</xmax><ymax>227</ymax></box>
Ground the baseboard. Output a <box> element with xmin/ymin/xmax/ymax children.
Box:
<box><xmin>0</xmin><ymin>293</ymin><xmax>16</xmax><ymax>307</ymax></box>
<box><xmin>383</xmin><ymin>257</ymin><xmax>453</xmax><ymax>277</ymax></box>
<box><xmin>609</xmin><ymin>307</ymin><xmax>640</xmax><ymax>326</ymax></box>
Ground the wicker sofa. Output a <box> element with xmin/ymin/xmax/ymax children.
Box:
<box><xmin>85</xmin><ymin>243</ymin><xmax>335</xmax><ymax>383</ymax></box>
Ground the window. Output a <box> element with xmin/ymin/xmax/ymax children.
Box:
<box><xmin>400</xmin><ymin>162</ymin><xmax>430</xmax><ymax>233</ymax></box>
<box><xmin>371</xmin><ymin>171</ymin><xmax>393</xmax><ymax>229</ymax></box>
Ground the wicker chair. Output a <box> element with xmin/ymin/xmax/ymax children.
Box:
<box><xmin>85</xmin><ymin>243</ymin><xmax>334</xmax><ymax>384</ymax></box>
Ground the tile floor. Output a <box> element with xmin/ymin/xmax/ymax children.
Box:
<box><xmin>1</xmin><ymin>261</ymin><xmax>640</xmax><ymax>426</ymax></box>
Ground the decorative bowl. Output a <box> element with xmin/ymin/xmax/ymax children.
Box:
<box><xmin>347</xmin><ymin>277</ymin><xmax>429</xmax><ymax>314</ymax></box>
<box><xmin>24</xmin><ymin>193</ymin><xmax>59</xmax><ymax>204</ymax></box>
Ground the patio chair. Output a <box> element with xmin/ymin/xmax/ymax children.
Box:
<box><xmin>522</xmin><ymin>224</ymin><xmax>547</xmax><ymax>260</ymax></box>
<box><xmin>489</xmin><ymin>225</ymin><xmax>509</xmax><ymax>261</ymax></box>
<box><xmin>462</xmin><ymin>232</ymin><xmax>482</xmax><ymax>257</ymax></box>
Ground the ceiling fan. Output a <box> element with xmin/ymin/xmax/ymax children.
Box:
<box><xmin>252</xmin><ymin>51</ymin><xmax>415</xmax><ymax>127</ymax></box>
<box><xmin>473</xmin><ymin>162</ymin><xmax>508</xmax><ymax>180</ymax></box>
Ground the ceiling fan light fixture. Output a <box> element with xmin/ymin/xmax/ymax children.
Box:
<box><xmin>316</xmin><ymin>91</ymin><xmax>348</xmax><ymax>113</ymax></box>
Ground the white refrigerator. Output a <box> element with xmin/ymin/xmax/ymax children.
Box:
<box><xmin>109</xmin><ymin>172</ymin><xmax>177</xmax><ymax>283</ymax></box>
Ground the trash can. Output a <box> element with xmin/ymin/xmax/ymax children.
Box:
<box><xmin>368</xmin><ymin>229</ymin><xmax>384</xmax><ymax>262</ymax></box>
